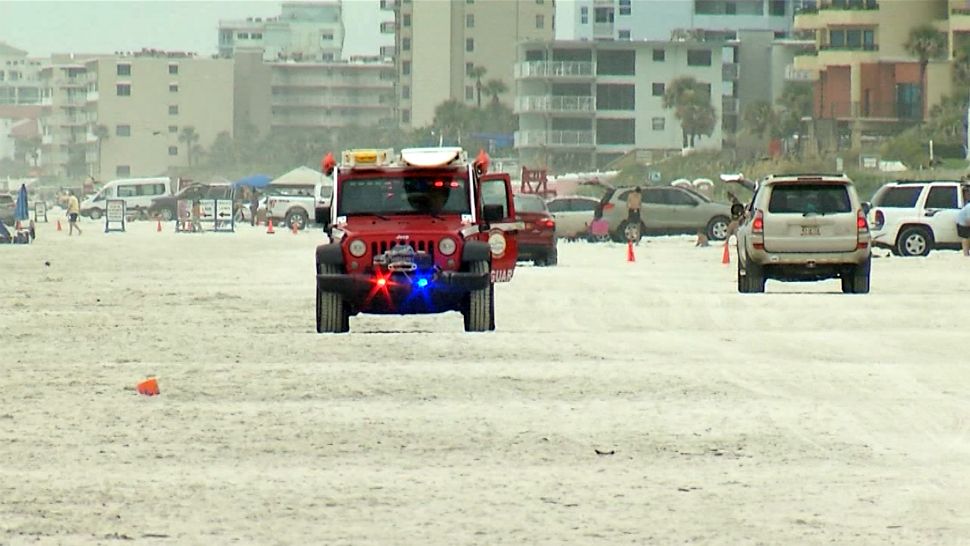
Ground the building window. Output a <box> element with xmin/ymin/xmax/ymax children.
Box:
<box><xmin>116</xmin><ymin>83</ymin><xmax>131</xmax><ymax>96</ymax></box>
<box><xmin>321</xmin><ymin>32</ymin><xmax>334</xmax><ymax>41</ymax></box>
<box><xmin>594</xmin><ymin>7</ymin><xmax>614</xmax><ymax>23</ymax></box>
<box><xmin>597</xmin><ymin>84</ymin><xmax>635</xmax><ymax>110</ymax></box>
<box><xmin>115</xmin><ymin>124</ymin><xmax>131</xmax><ymax>137</ymax></box>
<box><xmin>169</xmin><ymin>105</ymin><xmax>179</xmax><ymax>115</ymax></box>
<box><xmin>466</xmin><ymin>62</ymin><xmax>474</xmax><ymax>76</ymax></box>
<box><xmin>168</xmin><ymin>146</ymin><xmax>178</xmax><ymax>156</ymax></box>
<box><xmin>168</xmin><ymin>64</ymin><xmax>178</xmax><ymax>75</ymax></box>
<box><xmin>466</xmin><ymin>38</ymin><xmax>474</xmax><ymax>52</ymax></box>
<box><xmin>466</xmin><ymin>86</ymin><xmax>474</xmax><ymax>100</ymax></box>
<box><xmin>653</xmin><ymin>48</ymin><xmax>665</xmax><ymax>61</ymax></box>
<box><xmin>652</xmin><ymin>117</ymin><xmax>665</xmax><ymax>131</ymax></box>
<box><xmin>596</xmin><ymin>119</ymin><xmax>635</xmax><ymax>144</ymax></box>
<box><xmin>403</xmin><ymin>14</ymin><xmax>411</xmax><ymax>27</ymax></box>
<box><xmin>652</xmin><ymin>83</ymin><xmax>665</xmax><ymax>96</ymax></box>
<box><xmin>618</xmin><ymin>30</ymin><xmax>630</xmax><ymax>40</ymax></box>
<box><xmin>402</xmin><ymin>38</ymin><xmax>411</xmax><ymax>51</ymax></box>
<box><xmin>536</xmin><ymin>14</ymin><xmax>545</xmax><ymax>29</ymax></box>
<box><xmin>238</xmin><ymin>32</ymin><xmax>249</xmax><ymax>39</ymax></box>
<box><xmin>402</xmin><ymin>85</ymin><xmax>410</xmax><ymax>99</ymax></box>
<box><xmin>596</xmin><ymin>50</ymin><xmax>635</xmax><ymax>76</ymax></box>
<box><xmin>169</xmin><ymin>125</ymin><xmax>178</xmax><ymax>133</ymax></box>
<box><xmin>466</xmin><ymin>14</ymin><xmax>474</xmax><ymax>27</ymax></box>
<box><xmin>252</xmin><ymin>32</ymin><xmax>262</xmax><ymax>39</ymax></box>
<box><xmin>402</xmin><ymin>61</ymin><xmax>411</xmax><ymax>75</ymax></box>
<box><xmin>116</xmin><ymin>165</ymin><xmax>131</xmax><ymax>176</ymax></box>
<box><xmin>117</xmin><ymin>63</ymin><xmax>131</xmax><ymax>76</ymax></box>
<box><xmin>580</xmin><ymin>6</ymin><xmax>588</xmax><ymax>24</ymax></box>
<box><xmin>619</xmin><ymin>0</ymin><xmax>631</xmax><ymax>15</ymax></box>
<box><xmin>402</xmin><ymin>109</ymin><xmax>411</xmax><ymax>123</ymax></box>
<box><xmin>769</xmin><ymin>0</ymin><xmax>786</xmax><ymax>16</ymax></box>
<box><xmin>169</xmin><ymin>83</ymin><xmax>178</xmax><ymax>92</ymax></box>
<box><xmin>687</xmin><ymin>49</ymin><xmax>712</xmax><ymax>66</ymax></box>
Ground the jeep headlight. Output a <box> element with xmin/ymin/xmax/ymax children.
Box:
<box><xmin>348</xmin><ymin>239</ymin><xmax>367</xmax><ymax>257</ymax></box>
<box><xmin>438</xmin><ymin>237</ymin><xmax>457</xmax><ymax>256</ymax></box>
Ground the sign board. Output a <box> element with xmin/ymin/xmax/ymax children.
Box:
<box><xmin>199</xmin><ymin>199</ymin><xmax>216</xmax><ymax>222</ymax></box>
<box><xmin>214</xmin><ymin>199</ymin><xmax>235</xmax><ymax>232</ymax></box>
<box><xmin>860</xmin><ymin>156</ymin><xmax>879</xmax><ymax>170</ymax></box>
<box><xmin>105</xmin><ymin>199</ymin><xmax>126</xmax><ymax>233</ymax></box>
<box><xmin>176</xmin><ymin>198</ymin><xmax>235</xmax><ymax>233</ymax></box>
<box><xmin>34</xmin><ymin>202</ymin><xmax>48</xmax><ymax>223</ymax></box>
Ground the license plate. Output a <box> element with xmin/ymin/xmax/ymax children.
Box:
<box><xmin>525</xmin><ymin>222</ymin><xmax>534</xmax><ymax>229</ymax></box>
<box><xmin>801</xmin><ymin>225</ymin><xmax>820</xmax><ymax>236</ymax></box>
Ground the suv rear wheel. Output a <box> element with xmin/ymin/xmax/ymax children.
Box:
<box><xmin>316</xmin><ymin>263</ymin><xmax>349</xmax><ymax>333</ymax></box>
<box><xmin>896</xmin><ymin>226</ymin><xmax>932</xmax><ymax>257</ymax></box>
<box><xmin>616</xmin><ymin>221</ymin><xmax>642</xmax><ymax>244</ymax></box>
<box><xmin>462</xmin><ymin>261</ymin><xmax>493</xmax><ymax>332</ymax></box>
<box><xmin>739</xmin><ymin>257</ymin><xmax>765</xmax><ymax>293</ymax></box>
<box><xmin>706</xmin><ymin>215</ymin><xmax>730</xmax><ymax>241</ymax></box>
<box><xmin>286</xmin><ymin>210</ymin><xmax>309</xmax><ymax>231</ymax></box>
<box><xmin>89</xmin><ymin>209</ymin><xmax>102</xmax><ymax>220</ymax></box>
<box><xmin>841</xmin><ymin>258</ymin><xmax>871</xmax><ymax>294</ymax></box>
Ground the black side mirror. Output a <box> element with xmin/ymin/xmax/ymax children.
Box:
<box><xmin>316</xmin><ymin>205</ymin><xmax>331</xmax><ymax>233</ymax></box>
<box><xmin>483</xmin><ymin>203</ymin><xmax>504</xmax><ymax>223</ymax></box>
<box><xmin>861</xmin><ymin>201</ymin><xmax>872</xmax><ymax>215</ymax></box>
<box><xmin>730</xmin><ymin>203</ymin><xmax>745</xmax><ymax>218</ymax></box>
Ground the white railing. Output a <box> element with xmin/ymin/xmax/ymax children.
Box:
<box><xmin>515</xmin><ymin>95</ymin><xmax>595</xmax><ymax>113</ymax></box>
<box><xmin>514</xmin><ymin>130</ymin><xmax>595</xmax><ymax>147</ymax></box>
<box><xmin>785</xmin><ymin>64</ymin><xmax>815</xmax><ymax>81</ymax></box>
<box><xmin>514</xmin><ymin>61</ymin><xmax>595</xmax><ymax>79</ymax></box>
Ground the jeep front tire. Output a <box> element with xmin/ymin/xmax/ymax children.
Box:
<box><xmin>463</xmin><ymin>261</ymin><xmax>493</xmax><ymax>332</ymax></box>
<box><xmin>316</xmin><ymin>263</ymin><xmax>349</xmax><ymax>333</ymax></box>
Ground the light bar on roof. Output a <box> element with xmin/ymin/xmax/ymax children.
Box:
<box><xmin>399</xmin><ymin>147</ymin><xmax>466</xmax><ymax>168</ymax></box>
<box><xmin>342</xmin><ymin>148</ymin><xmax>393</xmax><ymax>167</ymax></box>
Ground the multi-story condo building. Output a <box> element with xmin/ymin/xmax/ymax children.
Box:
<box><xmin>219</xmin><ymin>1</ymin><xmax>345</xmax><ymax>62</ymax></box>
<box><xmin>0</xmin><ymin>42</ymin><xmax>43</xmax><ymax>105</ymax></box>
<box><xmin>387</xmin><ymin>0</ymin><xmax>556</xmax><ymax>127</ymax></box>
<box><xmin>514</xmin><ymin>40</ymin><xmax>723</xmax><ymax>171</ymax></box>
<box><xmin>557</xmin><ymin>0</ymin><xmax>796</xmax><ymax>41</ymax></box>
<box><xmin>38</xmin><ymin>51</ymin><xmax>234</xmax><ymax>178</ymax></box>
<box><xmin>792</xmin><ymin>0</ymin><xmax>956</xmax><ymax>149</ymax></box>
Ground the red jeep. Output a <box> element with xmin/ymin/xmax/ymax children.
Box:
<box><xmin>314</xmin><ymin>147</ymin><xmax>519</xmax><ymax>333</ymax></box>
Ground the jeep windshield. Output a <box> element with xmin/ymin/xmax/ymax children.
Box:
<box><xmin>339</xmin><ymin>175</ymin><xmax>470</xmax><ymax>216</ymax></box>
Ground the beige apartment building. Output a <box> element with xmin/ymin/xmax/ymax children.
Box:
<box><xmin>39</xmin><ymin>51</ymin><xmax>234</xmax><ymax>179</ymax></box>
<box><xmin>388</xmin><ymin>0</ymin><xmax>556</xmax><ymax>127</ymax></box>
<box><xmin>792</xmin><ymin>0</ymin><xmax>966</xmax><ymax>149</ymax></box>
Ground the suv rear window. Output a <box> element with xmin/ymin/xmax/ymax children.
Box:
<box><xmin>875</xmin><ymin>186</ymin><xmax>922</xmax><ymax>208</ymax></box>
<box><xmin>767</xmin><ymin>184</ymin><xmax>851</xmax><ymax>214</ymax></box>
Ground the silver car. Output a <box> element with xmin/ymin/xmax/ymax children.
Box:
<box><xmin>736</xmin><ymin>174</ymin><xmax>871</xmax><ymax>294</ymax></box>
<box><xmin>599</xmin><ymin>185</ymin><xmax>732</xmax><ymax>242</ymax></box>
<box><xmin>545</xmin><ymin>196</ymin><xmax>599</xmax><ymax>240</ymax></box>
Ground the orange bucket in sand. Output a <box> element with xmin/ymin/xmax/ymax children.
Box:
<box><xmin>136</xmin><ymin>378</ymin><xmax>159</xmax><ymax>396</ymax></box>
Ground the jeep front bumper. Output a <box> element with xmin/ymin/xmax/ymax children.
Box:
<box><xmin>316</xmin><ymin>270</ymin><xmax>490</xmax><ymax>299</ymax></box>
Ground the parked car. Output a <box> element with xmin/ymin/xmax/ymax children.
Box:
<box><xmin>596</xmin><ymin>185</ymin><xmax>732</xmax><ymax>243</ymax></box>
<box><xmin>148</xmin><ymin>182</ymin><xmax>234</xmax><ymax>221</ymax></box>
<box><xmin>0</xmin><ymin>193</ymin><xmax>15</xmax><ymax>225</ymax></box>
<box><xmin>545</xmin><ymin>196</ymin><xmax>599</xmax><ymax>240</ymax></box>
<box><xmin>736</xmin><ymin>174</ymin><xmax>871</xmax><ymax>294</ymax></box>
<box><xmin>263</xmin><ymin>183</ymin><xmax>331</xmax><ymax>230</ymax></box>
<box><xmin>513</xmin><ymin>194</ymin><xmax>557</xmax><ymax>266</ymax></box>
<box><xmin>81</xmin><ymin>177</ymin><xmax>173</xmax><ymax>219</ymax></box>
<box><xmin>867</xmin><ymin>179</ymin><xmax>970</xmax><ymax>256</ymax></box>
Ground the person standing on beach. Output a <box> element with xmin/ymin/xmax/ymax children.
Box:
<box><xmin>958</xmin><ymin>188</ymin><xmax>970</xmax><ymax>256</ymax></box>
<box><xmin>626</xmin><ymin>186</ymin><xmax>643</xmax><ymax>243</ymax></box>
<box><xmin>250</xmin><ymin>190</ymin><xmax>260</xmax><ymax>226</ymax></box>
<box><xmin>66</xmin><ymin>191</ymin><xmax>82</xmax><ymax>236</ymax></box>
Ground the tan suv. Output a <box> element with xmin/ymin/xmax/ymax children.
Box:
<box><xmin>736</xmin><ymin>174</ymin><xmax>871</xmax><ymax>294</ymax></box>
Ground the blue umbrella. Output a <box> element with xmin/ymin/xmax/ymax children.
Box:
<box><xmin>232</xmin><ymin>174</ymin><xmax>272</xmax><ymax>189</ymax></box>
<box><xmin>15</xmin><ymin>184</ymin><xmax>29</xmax><ymax>222</ymax></box>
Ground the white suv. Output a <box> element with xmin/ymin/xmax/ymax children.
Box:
<box><xmin>736</xmin><ymin>174</ymin><xmax>871</xmax><ymax>294</ymax></box>
<box><xmin>867</xmin><ymin>180</ymin><xmax>970</xmax><ymax>256</ymax></box>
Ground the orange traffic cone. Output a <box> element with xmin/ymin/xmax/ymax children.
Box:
<box><xmin>56</xmin><ymin>219</ymin><xmax>62</xmax><ymax>231</ymax></box>
<box><xmin>627</xmin><ymin>241</ymin><xmax>635</xmax><ymax>263</ymax></box>
<box><xmin>721</xmin><ymin>241</ymin><xmax>731</xmax><ymax>265</ymax></box>
<box><xmin>266</xmin><ymin>218</ymin><xmax>275</xmax><ymax>234</ymax></box>
<box><xmin>156</xmin><ymin>219</ymin><xmax>162</xmax><ymax>232</ymax></box>
<box><xmin>136</xmin><ymin>377</ymin><xmax>159</xmax><ymax>396</ymax></box>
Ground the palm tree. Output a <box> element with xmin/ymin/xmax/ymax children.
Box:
<box><xmin>468</xmin><ymin>64</ymin><xmax>488</xmax><ymax>108</ymax></box>
<box><xmin>742</xmin><ymin>101</ymin><xmax>777</xmax><ymax>139</ymax></box>
<box><xmin>178</xmin><ymin>126</ymin><xmax>200</xmax><ymax>166</ymax></box>
<box><xmin>481</xmin><ymin>79</ymin><xmax>508</xmax><ymax>107</ymax></box>
<box><xmin>433</xmin><ymin>99</ymin><xmax>472</xmax><ymax>143</ymax></box>
<box><xmin>663</xmin><ymin>77</ymin><xmax>717</xmax><ymax>148</ymax></box>
<box><xmin>904</xmin><ymin>25</ymin><xmax>947</xmax><ymax>121</ymax></box>
<box><xmin>92</xmin><ymin>124</ymin><xmax>109</xmax><ymax>177</ymax></box>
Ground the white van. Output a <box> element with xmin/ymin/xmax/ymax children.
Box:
<box><xmin>81</xmin><ymin>177</ymin><xmax>173</xmax><ymax>219</ymax></box>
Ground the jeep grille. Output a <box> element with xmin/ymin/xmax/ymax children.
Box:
<box><xmin>371</xmin><ymin>239</ymin><xmax>436</xmax><ymax>261</ymax></box>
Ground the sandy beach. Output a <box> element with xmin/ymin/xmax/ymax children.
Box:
<box><xmin>1</xmin><ymin>217</ymin><xmax>969</xmax><ymax>544</ymax></box>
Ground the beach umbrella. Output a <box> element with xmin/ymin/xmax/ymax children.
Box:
<box><xmin>232</xmin><ymin>174</ymin><xmax>272</xmax><ymax>189</ymax></box>
<box><xmin>15</xmin><ymin>184</ymin><xmax>29</xmax><ymax>222</ymax></box>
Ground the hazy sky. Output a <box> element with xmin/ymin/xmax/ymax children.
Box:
<box><xmin>0</xmin><ymin>0</ymin><xmax>387</xmax><ymax>58</ymax></box>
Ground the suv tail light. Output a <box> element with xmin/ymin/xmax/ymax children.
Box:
<box><xmin>857</xmin><ymin>209</ymin><xmax>869</xmax><ymax>249</ymax></box>
<box><xmin>751</xmin><ymin>209</ymin><xmax>765</xmax><ymax>250</ymax></box>
<box><xmin>540</xmin><ymin>218</ymin><xmax>555</xmax><ymax>229</ymax></box>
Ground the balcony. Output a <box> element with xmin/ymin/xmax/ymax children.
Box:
<box><xmin>380</xmin><ymin>45</ymin><xmax>396</xmax><ymax>58</ymax></box>
<box><xmin>819</xmin><ymin>100</ymin><xmax>921</xmax><ymax>121</ymax></box>
<box><xmin>818</xmin><ymin>43</ymin><xmax>879</xmax><ymax>63</ymax></box>
<box><xmin>55</xmin><ymin>78</ymin><xmax>86</xmax><ymax>88</ymax></box>
<box><xmin>86</xmin><ymin>90</ymin><xmax>99</xmax><ymax>102</ymax></box>
<box><xmin>514</xmin><ymin>95</ymin><xmax>595</xmax><ymax>115</ymax></box>
<box><xmin>379</xmin><ymin>0</ymin><xmax>396</xmax><ymax>10</ymax></box>
<box><xmin>951</xmin><ymin>3</ymin><xmax>970</xmax><ymax>32</ymax></box>
<box><xmin>722</xmin><ymin>63</ymin><xmax>739</xmax><ymax>81</ymax></box>
<box><xmin>722</xmin><ymin>96</ymin><xmax>739</xmax><ymax>114</ymax></box>
<box><xmin>41</xmin><ymin>134</ymin><xmax>53</xmax><ymax>145</ymax></box>
<box><xmin>514</xmin><ymin>130</ymin><xmax>595</xmax><ymax>148</ymax></box>
<box><xmin>796</xmin><ymin>0</ymin><xmax>879</xmax><ymax>28</ymax></box>
<box><xmin>785</xmin><ymin>64</ymin><xmax>816</xmax><ymax>81</ymax></box>
<box><xmin>593</xmin><ymin>22</ymin><xmax>614</xmax><ymax>39</ymax></box>
<box><xmin>380</xmin><ymin>21</ymin><xmax>396</xmax><ymax>33</ymax></box>
<box><xmin>514</xmin><ymin>61</ymin><xmax>595</xmax><ymax>80</ymax></box>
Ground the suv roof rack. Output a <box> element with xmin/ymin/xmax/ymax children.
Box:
<box><xmin>766</xmin><ymin>173</ymin><xmax>849</xmax><ymax>179</ymax></box>
<box><xmin>890</xmin><ymin>179</ymin><xmax>962</xmax><ymax>184</ymax></box>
